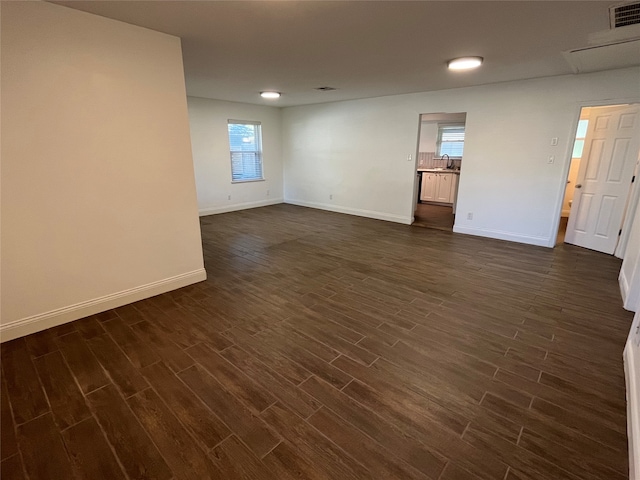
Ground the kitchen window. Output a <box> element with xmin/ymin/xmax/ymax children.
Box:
<box><xmin>437</xmin><ymin>123</ymin><xmax>465</xmax><ymax>158</ymax></box>
<box><xmin>228</xmin><ymin>120</ymin><xmax>264</xmax><ymax>182</ymax></box>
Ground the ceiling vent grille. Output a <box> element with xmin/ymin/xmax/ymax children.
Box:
<box><xmin>610</xmin><ymin>2</ymin><xmax>640</xmax><ymax>28</ymax></box>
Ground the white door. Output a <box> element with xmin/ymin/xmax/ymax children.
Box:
<box><xmin>565</xmin><ymin>104</ymin><xmax>640</xmax><ymax>254</ymax></box>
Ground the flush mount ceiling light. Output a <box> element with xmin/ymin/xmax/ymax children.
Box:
<box><xmin>260</xmin><ymin>91</ymin><xmax>281</xmax><ymax>99</ymax></box>
<box><xmin>447</xmin><ymin>56</ymin><xmax>483</xmax><ymax>70</ymax></box>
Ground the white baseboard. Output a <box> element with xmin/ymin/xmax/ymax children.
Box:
<box><xmin>285</xmin><ymin>198</ymin><xmax>412</xmax><ymax>225</ymax></box>
<box><xmin>0</xmin><ymin>268</ymin><xmax>207</xmax><ymax>342</ymax></box>
<box><xmin>199</xmin><ymin>198</ymin><xmax>283</xmax><ymax>216</ymax></box>
<box><xmin>453</xmin><ymin>225</ymin><xmax>550</xmax><ymax>247</ymax></box>
<box><xmin>625</xmin><ymin>342</ymin><xmax>639</xmax><ymax>480</ymax></box>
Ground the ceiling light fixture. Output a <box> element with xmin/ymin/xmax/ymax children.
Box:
<box><xmin>447</xmin><ymin>57</ymin><xmax>483</xmax><ymax>70</ymax></box>
<box><xmin>260</xmin><ymin>91</ymin><xmax>281</xmax><ymax>99</ymax></box>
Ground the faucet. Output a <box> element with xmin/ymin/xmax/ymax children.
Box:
<box><xmin>442</xmin><ymin>154</ymin><xmax>454</xmax><ymax>169</ymax></box>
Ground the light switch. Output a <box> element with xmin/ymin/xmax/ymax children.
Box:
<box><xmin>551</xmin><ymin>137</ymin><xmax>558</xmax><ymax>146</ymax></box>
<box><xmin>408</xmin><ymin>154</ymin><xmax>412</xmax><ymax>161</ymax></box>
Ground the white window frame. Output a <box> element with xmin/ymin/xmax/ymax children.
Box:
<box><xmin>228</xmin><ymin>120</ymin><xmax>264</xmax><ymax>183</ymax></box>
<box><xmin>436</xmin><ymin>123</ymin><xmax>465</xmax><ymax>159</ymax></box>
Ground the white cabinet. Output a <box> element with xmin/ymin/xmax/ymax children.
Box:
<box><xmin>420</xmin><ymin>172</ymin><xmax>459</xmax><ymax>205</ymax></box>
<box><xmin>436</xmin><ymin>173</ymin><xmax>453</xmax><ymax>203</ymax></box>
<box><xmin>420</xmin><ymin>173</ymin><xmax>437</xmax><ymax>202</ymax></box>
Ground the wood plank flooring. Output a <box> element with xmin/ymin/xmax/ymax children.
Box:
<box><xmin>0</xmin><ymin>203</ymin><xmax>633</xmax><ymax>479</ymax></box>
<box><xmin>413</xmin><ymin>203</ymin><xmax>455</xmax><ymax>231</ymax></box>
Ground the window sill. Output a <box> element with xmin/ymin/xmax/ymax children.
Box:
<box><xmin>231</xmin><ymin>178</ymin><xmax>265</xmax><ymax>184</ymax></box>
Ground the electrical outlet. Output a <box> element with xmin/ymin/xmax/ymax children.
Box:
<box><xmin>267</xmin><ymin>189</ymin><xmax>270</xmax><ymax>196</ymax></box>
<box><xmin>330</xmin><ymin>194</ymin><xmax>333</xmax><ymax>200</ymax></box>
<box><xmin>467</xmin><ymin>212</ymin><xmax>473</xmax><ymax>220</ymax></box>
<box><xmin>228</xmin><ymin>195</ymin><xmax>231</xmax><ymax>200</ymax></box>
<box><xmin>551</xmin><ymin>137</ymin><xmax>558</xmax><ymax>146</ymax></box>
<box><xmin>547</xmin><ymin>155</ymin><xmax>555</xmax><ymax>164</ymax></box>
<box><xmin>408</xmin><ymin>154</ymin><xmax>412</xmax><ymax>161</ymax></box>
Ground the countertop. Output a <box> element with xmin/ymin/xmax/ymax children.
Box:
<box><xmin>417</xmin><ymin>168</ymin><xmax>460</xmax><ymax>174</ymax></box>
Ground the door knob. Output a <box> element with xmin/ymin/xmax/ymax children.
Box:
<box><xmin>575</xmin><ymin>184</ymin><xmax>582</xmax><ymax>189</ymax></box>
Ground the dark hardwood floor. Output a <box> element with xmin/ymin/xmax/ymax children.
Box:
<box><xmin>1</xmin><ymin>203</ymin><xmax>633</xmax><ymax>480</ymax></box>
<box><xmin>557</xmin><ymin>216</ymin><xmax>569</xmax><ymax>246</ymax></box>
<box><xmin>413</xmin><ymin>203</ymin><xmax>455</xmax><ymax>231</ymax></box>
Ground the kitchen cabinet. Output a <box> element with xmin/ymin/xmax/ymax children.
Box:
<box><xmin>420</xmin><ymin>171</ymin><xmax>458</xmax><ymax>205</ymax></box>
<box><xmin>420</xmin><ymin>173</ymin><xmax>437</xmax><ymax>202</ymax></box>
<box><xmin>436</xmin><ymin>173</ymin><xmax>453</xmax><ymax>203</ymax></box>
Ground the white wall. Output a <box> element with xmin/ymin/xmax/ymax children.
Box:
<box><xmin>1</xmin><ymin>2</ymin><xmax>205</xmax><ymax>340</ymax></box>
<box><xmin>283</xmin><ymin>97</ymin><xmax>421</xmax><ymax>224</ymax></box>
<box><xmin>188</xmin><ymin>97</ymin><xmax>283</xmax><ymax>215</ymax></box>
<box><xmin>418</xmin><ymin>123</ymin><xmax>438</xmax><ymax>153</ymax></box>
<box><xmin>282</xmin><ymin>68</ymin><xmax>640</xmax><ymax>243</ymax></box>
<box><xmin>624</xmin><ymin>310</ymin><xmax>640</xmax><ymax>479</ymax></box>
<box><xmin>562</xmin><ymin>107</ymin><xmax>591</xmax><ymax>217</ymax></box>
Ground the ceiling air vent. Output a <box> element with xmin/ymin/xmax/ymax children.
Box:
<box><xmin>564</xmin><ymin>1</ymin><xmax>640</xmax><ymax>72</ymax></box>
<box><xmin>315</xmin><ymin>87</ymin><xmax>337</xmax><ymax>92</ymax></box>
<box><xmin>610</xmin><ymin>1</ymin><xmax>640</xmax><ymax>28</ymax></box>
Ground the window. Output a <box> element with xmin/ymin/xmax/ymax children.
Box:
<box><xmin>228</xmin><ymin>120</ymin><xmax>263</xmax><ymax>182</ymax></box>
<box><xmin>437</xmin><ymin>124</ymin><xmax>465</xmax><ymax>158</ymax></box>
<box><xmin>571</xmin><ymin>119</ymin><xmax>589</xmax><ymax>158</ymax></box>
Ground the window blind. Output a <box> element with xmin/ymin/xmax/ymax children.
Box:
<box><xmin>437</xmin><ymin>124</ymin><xmax>465</xmax><ymax>158</ymax></box>
<box><xmin>228</xmin><ymin>121</ymin><xmax>263</xmax><ymax>182</ymax></box>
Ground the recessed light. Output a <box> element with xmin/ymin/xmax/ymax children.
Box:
<box><xmin>260</xmin><ymin>91</ymin><xmax>281</xmax><ymax>99</ymax></box>
<box><xmin>447</xmin><ymin>57</ymin><xmax>483</xmax><ymax>70</ymax></box>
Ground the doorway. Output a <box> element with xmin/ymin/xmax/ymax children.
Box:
<box><xmin>412</xmin><ymin>112</ymin><xmax>466</xmax><ymax>232</ymax></box>
<box><xmin>559</xmin><ymin>103</ymin><xmax>640</xmax><ymax>254</ymax></box>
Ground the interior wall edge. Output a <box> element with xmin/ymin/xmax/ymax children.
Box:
<box><xmin>2</xmin><ymin>2</ymin><xmax>206</xmax><ymax>327</ymax></box>
<box><xmin>621</xmin><ymin>269</ymin><xmax>632</xmax><ymax>310</ymax></box>
<box><xmin>284</xmin><ymin>199</ymin><xmax>413</xmax><ymax>225</ymax></box>
<box><xmin>0</xmin><ymin>269</ymin><xmax>207</xmax><ymax>343</ymax></box>
<box><xmin>199</xmin><ymin>198</ymin><xmax>284</xmax><ymax>217</ymax></box>
<box><xmin>624</xmin><ymin>330</ymin><xmax>640</xmax><ymax>480</ymax></box>
<box><xmin>453</xmin><ymin>225</ymin><xmax>550</xmax><ymax>248</ymax></box>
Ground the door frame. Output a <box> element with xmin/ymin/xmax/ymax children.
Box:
<box><xmin>550</xmin><ymin>96</ymin><xmax>640</xmax><ymax>250</ymax></box>
<box><xmin>409</xmin><ymin>114</ymin><xmax>423</xmax><ymax>223</ymax></box>
<box><xmin>409</xmin><ymin>112</ymin><xmax>468</xmax><ymax>225</ymax></box>
<box><xmin>616</xmin><ymin>151</ymin><xmax>640</xmax><ymax>258</ymax></box>
<box><xmin>564</xmin><ymin>104</ymin><xmax>639</xmax><ymax>253</ymax></box>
